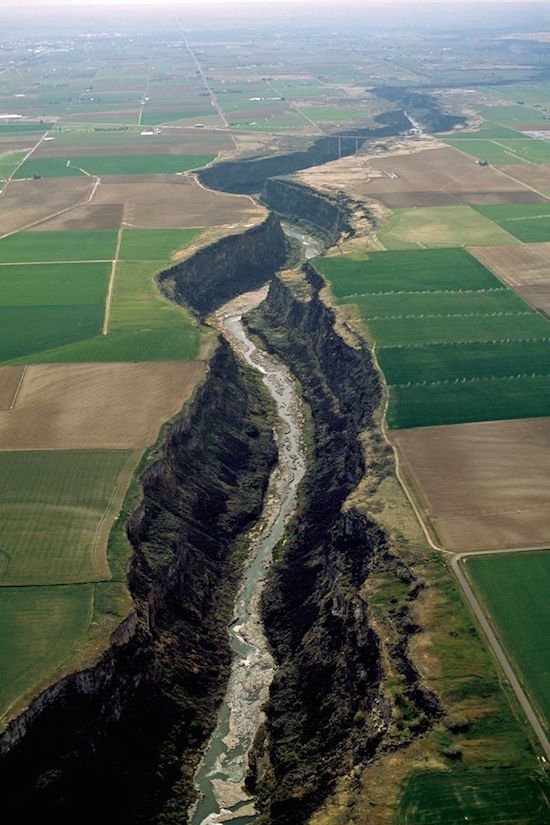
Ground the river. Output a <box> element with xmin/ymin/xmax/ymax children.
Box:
<box><xmin>190</xmin><ymin>286</ymin><xmax>307</xmax><ymax>825</ymax></box>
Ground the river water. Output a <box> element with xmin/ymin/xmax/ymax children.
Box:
<box><xmin>191</xmin><ymin>287</ymin><xmax>307</xmax><ymax>825</ymax></box>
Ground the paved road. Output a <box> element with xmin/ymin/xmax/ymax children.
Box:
<box><xmin>452</xmin><ymin>550</ymin><xmax>550</xmax><ymax>762</ymax></box>
<box><xmin>182</xmin><ymin>34</ymin><xmax>229</xmax><ymax>128</ymax></box>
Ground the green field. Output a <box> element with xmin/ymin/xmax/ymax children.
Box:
<box><xmin>398</xmin><ymin>768</ymin><xmax>550</xmax><ymax>824</ymax></box>
<box><xmin>366</xmin><ymin>310</ymin><xmax>548</xmax><ymax>347</ymax></box>
<box><xmin>316</xmin><ymin>248</ymin><xmax>550</xmax><ymax>427</ymax></box>
<box><xmin>0</xmin><ymin>584</ymin><xmax>92</xmax><ymax>721</ymax></box>
<box><xmin>0</xmin><ymin>450</ymin><xmax>140</xmax><ymax>585</ymax></box>
<box><xmin>14</xmin><ymin>153</ymin><xmax>214</xmax><ymax>178</ymax></box>
<box><xmin>8</xmin><ymin>326</ymin><xmax>200</xmax><ymax>364</ymax></box>
<box><xmin>378</xmin><ymin>205</ymin><xmax>518</xmax><ymax>250</ymax></box>
<box><xmin>119</xmin><ymin>228</ymin><xmax>202</xmax><ymax>261</ymax></box>
<box><xmin>473</xmin><ymin>203</ymin><xmax>550</xmax><ymax>243</ymax></box>
<box><xmin>109</xmin><ymin>260</ymin><xmax>193</xmax><ymax>331</ymax></box>
<box><xmin>314</xmin><ymin>249</ymin><xmax>501</xmax><ymax>297</ymax></box>
<box><xmin>467</xmin><ymin>551</ymin><xmax>550</xmax><ymax>736</ymax></box>
<box><xmin>344</xmin><ymin>289</ymin><xmax>526</xmax><ymax>319</ymax></box>
<box><xmin>388</xmin><ymin>374</ymin><xmax>550</xmax><ymax>428</ymax></box>
<box><xmin>0</xmin><ymin>304</ymin><xmax>104</xmax><ymax>363</ymax></box>
<box><xmin>378</xmin><ymin>339</ymin><xmax>550</xmax><ymax>386</ymax></box>
<box><xmin>0</xmin><ymin>150</ymin><xmax>27</xmax><ymax>180</ymax></box>
<box><xmin>476</xmin><ymin>105</ymin><xmax>548</xmax><ymax>127</ymax></box>
<box><xmin>445</xmin><ymin>135</ymin><xmax>550</xmax><ymax>164</ymax></box>
<box><xmin>0</xmin><ymin>229</ymin><xmax>118</xmax><ymax>262</ymax></box>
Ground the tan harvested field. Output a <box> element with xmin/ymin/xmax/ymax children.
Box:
<box><xmin>296</xmin><ymin>145</ymin><xmax>544</xmax><ymax>207</ymax></box>
<box><xmin>34</xmin><ymin>134</ymin><xmax>231</xmax><ymax>158</ymax></box>
<box><xmin>0</xmin><ymin>361</ymin><xmax>204</xmax><ymax>450</ymax></box>
<box><xmin>360</xmin><ymin>147</ymin><xmax>546</xmax><ymax>207</ymax></box>
<box><xmin>0</xmin><ymin>177</ymin><xmax>94</xmax><ymax>235</ymax></box>
<box><xmin>470</xmin><ymin>243</ymin><xmax>550</xmax><ymax>312</ymax></box>
<box><xmin>393</xmin><ymin>418</ymin><xmax>550</xmax><ymax>552</ymax></box>
<box><xmin>0</xmin><ymin>367</ymin><xmax>24</xmax><ymax>409</ymax></box>
<box><xmin>92</xmin><ymin>174</ymin><xmax>263</xmax><ymax>228</ymax></box>
<box><xmin>0</xmin><ymin>138</ymin><xmax>36</xmax><ymax>152</ymax></box>
<box><xmin>33</xmin><ymin>203</ymin><xmax>124</xmax><ymax>231</ymax></box>
<box><xmin>498</xmin><ymin>163</ymin><xmax>550</xmax><ymax>191</ymax></box>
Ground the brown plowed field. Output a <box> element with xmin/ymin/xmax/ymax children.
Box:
<box><xmin>498</xmin><ymin>163</ymin><xmax>550</xmax><ymax>191</ymax></box>
<box><xmin>393</xmin><ymin>418</ymin><xmax>550</xmax><ymax>552</ymax></box>
<box><xmin>0</xmin><ymin>361</ymin><xmax>204</xmax><ymax>450</ymax></box>
<box><xmin>0</xmin><ymin>177</ymin><xmax>94</xmax><ymax>235</ymax></box>
<box><xmin>32</xmin><ymin>203</ymin><xmax>124</xmax><ymax>231</ymax></box>
<box><xmin>470</xmin><ymin>243</ymin><xmax>550</xmax><ymax>312</ymax></box>
<box><xmin>92</xmin><ymin>174</ymin><xmax>263</xmax><ymax>228</ymax></box>
<box><xmin>0</xmin><ymin>367</ymin><xmax>24</xmax><ymax>409</ymax></box>
<box><xmin>358</xmin><ymin>147</ymin><xmax>545</xmax><ymax>207</ymax></box>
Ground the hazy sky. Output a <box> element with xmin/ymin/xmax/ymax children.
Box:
<box><xmin>2</xmin><ymin>0</ymin><xmax>538</xmax><ymax>5</ymax></box>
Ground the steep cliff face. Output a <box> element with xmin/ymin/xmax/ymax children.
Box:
<box><xmin>374</xmin><ymin>87</ymin><xmax>466</xmax><ymax>132</ymax></box>
<box><xmin>246</xmin><ymin>267</ymin><xmax>441</xmax><ymax>824</ymax></box>
<box><xmin>262</xmin><ymin>178</ymin><xmax>352</xmax><ymax>245</ymax></box>
<box><xmin>197</xmin><ymin>111</ymin><xmax>410</xmax><ymax>194</ymax></box>
<box><xmin>158</xmin><ymin>213</ymin><xmax>288</xmax><ymax>317</ymax></box>
<box><xmin>0</xmin><ymin>344</ymin><xmax>277</xmax><ymax>824</ymax></box>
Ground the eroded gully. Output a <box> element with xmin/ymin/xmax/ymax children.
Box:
<box><xmin>190</xmin><ymin>284</ymin><xmax>308</xmax><ymax>825</ymax></box>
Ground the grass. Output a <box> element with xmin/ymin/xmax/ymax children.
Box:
<box><xmin>378</xmin><ymin>205</ymin><xmax>518</xmax><ymax>250</ymax></box>
<box><xmin>8</xmin><ymin>327</ymin><xmax>200</xmax><ymax>364</ymax></box>
<box><xmin>466</xmin><ymin>551</ymin><xmax>550</xmax><ymax>735</ymax></box>
<box><xmin>314</xmin><ymin>249</ymin><xmax>501</xmax><ymax>297</ymax></box>
<box><xmin>0</xmin><ymin>150</ymin><xmax>27</xmax><ymax>180</ymax></box>
<box><xmin>445</xmin><ymin>135</ymin><xmax>550</xmax><ymax>164</ymax></box>
<box><xmin>0</xmin><ymin>304</ymin><xmax>105</xmax><ymax>363</ymax></box>
<box><xmin>378</xmin><ymin>339</ymin><xmax>550</xmax><ymax>386</ymax></box>
<box><xmin>366</xmin><ymin>311</ymin><xmax>549</xmax><ymax>347</ymax></box>
<box><xmin>109</xmin><ymin>260</ymin><xmax>194</xmax><ymax>332</ymax></box>
<box><xmin>0</xmin><ymin>449</ymin><xmax>141</xmax><ymax>586</ymax></box>
<box><xmin>118</xmin><ymin>228</ymin><xmax>203</xmax><ymax>261</ymax></box>
<box><xmin>345</xmin><ymin>289</ymin><xmax>527</xmax><ymax>319</ymax></box>
<box><xmin>0</xmin><ymin>262</ymin><xmax>110</xmax><ymax>306</ymax></box>
<box><xmin>388</xmin><ymin>374</ymin><xmax>550</xmax><ymax>428</ymax></box>
<box><xmin>0</xmin><ymin>584</ymin><xmax>92</xmax><ymax>721</ymax></box>
<box><xmin>397</xmin><ymin>768</ymin><xmax>550</xmax><ymax>824</ymax></box>
<box><xmin>0</xmin><ymin>230</ymin><xmax>118</xmax><ymax>262</ymax></box>
<box><xmin>472</xmin><ymin>203</ymin><xmax>550</xmax><ymax>243</ymax></box>
<box><xmin>476</xmin><ymin>105</ymin><xmax>549</xmax><ymax>127</ymax></box>
<box><xmin>316</xmin><ymin>247</ymin><xmax>550</xmax><ymax>427</ymax></box>
<box><xmin>14</xmin><ymin>153</ymin><xmax>214</xmax><ymax>178</ymax></box>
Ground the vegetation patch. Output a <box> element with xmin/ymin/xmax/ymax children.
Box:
<box><xmin>397</xmin><ymin>767</ymin><xmax>550</xmax><ymax>824</ymax></box>
<box><xmin>378</xmin><ymin>205</ymin><xmax>518</xmax><ymax>249</ymax></box>
<box><xmin>0</xmin><ymin>449</ymin><xmax>141</xmax><ymax>586</ymax></box>
<box><xmin>14</xmin><ymin>154</ymin><xmax>215</xmax><ymax>178</ymax></box>
<box><xmin>118</xmin><ymin>228</ymin><xmax>203</xmax><ymax>261</ymax></box>
<box><xmin>466</xmin><ymin>551</ymin><xmax>550</xmax><ymax>733</ymax></box>
<box><xmin>0</xmin><ymin>230</ymin><xmax>118</xmax><ymax>262</ymax></box>
<box><xmin>0</xmin><ymin>584</ymin><xmax>92</xmax><ymax>722</ymax></box>
<box><xmin>473</xmin><ymin>203</ymin><xmax>550</xmax><ymax>243</ymax></box>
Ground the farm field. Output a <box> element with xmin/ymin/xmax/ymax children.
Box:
<box><xmin>472</xmin><ymin>203</ymin><xmax>550</xmax><ymax>242</ymax></box>
<box><xmin>0</xmin><ymin>229</ymin><xmax>118</xmax><ymax>261</ymax></box>
<box><xmin>398</xmin><ymin>768</ymin><xmax>550</xmax><ymax>824</ymax></box>
<box><xmin>378</xmin><ymin>205</ymin><xmax>518</xmax><ymax>249</ymax></box>
<box><xmin>315</xmin><ymin>247</ymin><xmax>501</xmax><ymax>296</ymax></box>
<box><xmin>0</xmin><ymin>584</ymin><xmax>93</xmax><ymax>723</ymax></box>
<box><xmin>14</xmin><ymin>153</ymin><xmax>215</xmax><ymax>179</ymax></box>
<box><xmin>0</xmin><ymin>449</ymin><xmax>140</xmax><ymax>585</ymax></box>
<box><xmin>0</xmin><ymin>176</ymin><xmax>95</xmax><ymax>236</ymax></box>
<box><xmin>392</xmin><ymin>417</ymin><xmax>550</xmax><ymax>550</ymax></box>
<box><xmin>470</xmin><ymin>243</ymin><xmax>550</xmax><ymax>312</ymax></box>
<box><xmin>354</xmin><ymin>146</ymin><xmax>544</xmax><ymax>208</ymax></box>
<box><xmin>0</xmin><ymin>366</ymin><xmax>23</xmax><ymax>408</ymax></box>
<box><xmin>494</xmin><ymin>163</ymin><xmax>550</xmax><ymax>192</ymax></box>
<box><xmin>317</xmin><ymin>247</ymin><xmax>550</xmax><ymax>426</ymax></box>
<box><xmin>444</xmin><ymin>134</ymin><xmax>550</xmax><ymax>164</ymax></box>
<box><xmin>466</xmin><ymin>551</ymin><xmax>550</xmax><ymax>734</ymax></box>
<box><xmin>118</xmin><ymin>228</ymin><xmax>203</xmax><ymax>261</ymax></box>
<box><xmin>0</xmin><ymin>361</ymin><xmax>204</xmax><ymax>450</ymax></box>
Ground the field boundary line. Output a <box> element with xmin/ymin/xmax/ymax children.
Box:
<box><xmin>102</xmin><ymin>221</ymin><xmax>124</xmax><ymax>335</ymax></box>
<box><xmin>450</xmin><ymin>142</ymin><xmax>550</xmax><ymax>202</ymax></box>
<box><xmin>89</xmin><ymin>450</ymin><xmax>141</xmax><ymax>579</ymax></box>
<box><xmin>7</xmin><ymin>366</ymin><xmax>27</xmax><ymax>410</ymax></box>
<box><xmin>454</xmin><ymin>550</ymin><xmax>550</xmax><ymax>762</ymax></box>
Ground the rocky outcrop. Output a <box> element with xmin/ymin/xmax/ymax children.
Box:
<box><xmin>0</xmin><ymin>343</ymin><xmax>277</xmax><ymax>825</ymax></box>
<box><xmin>197</xmin><ymin>110</ymin><xmax>411</xmax><ymax>194</ymax></box>
<box><xmin>246</xmin><ymin>266</ymin><xmax>441</xmax><ymax>824</ymax></box>
<box><xmin>262</xmin><ymin>178</ymin><xmax>352</xmax><ymax>246</ymax></box>
<box><xmin>374</xmin><ymin>87</ymin><xmax>466</xmax><ymax>132</ymax></box>
<box><xmin>157</xmin><ymin>212</ymin><xmax>288</xmax><ymax>317</ymax></box>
